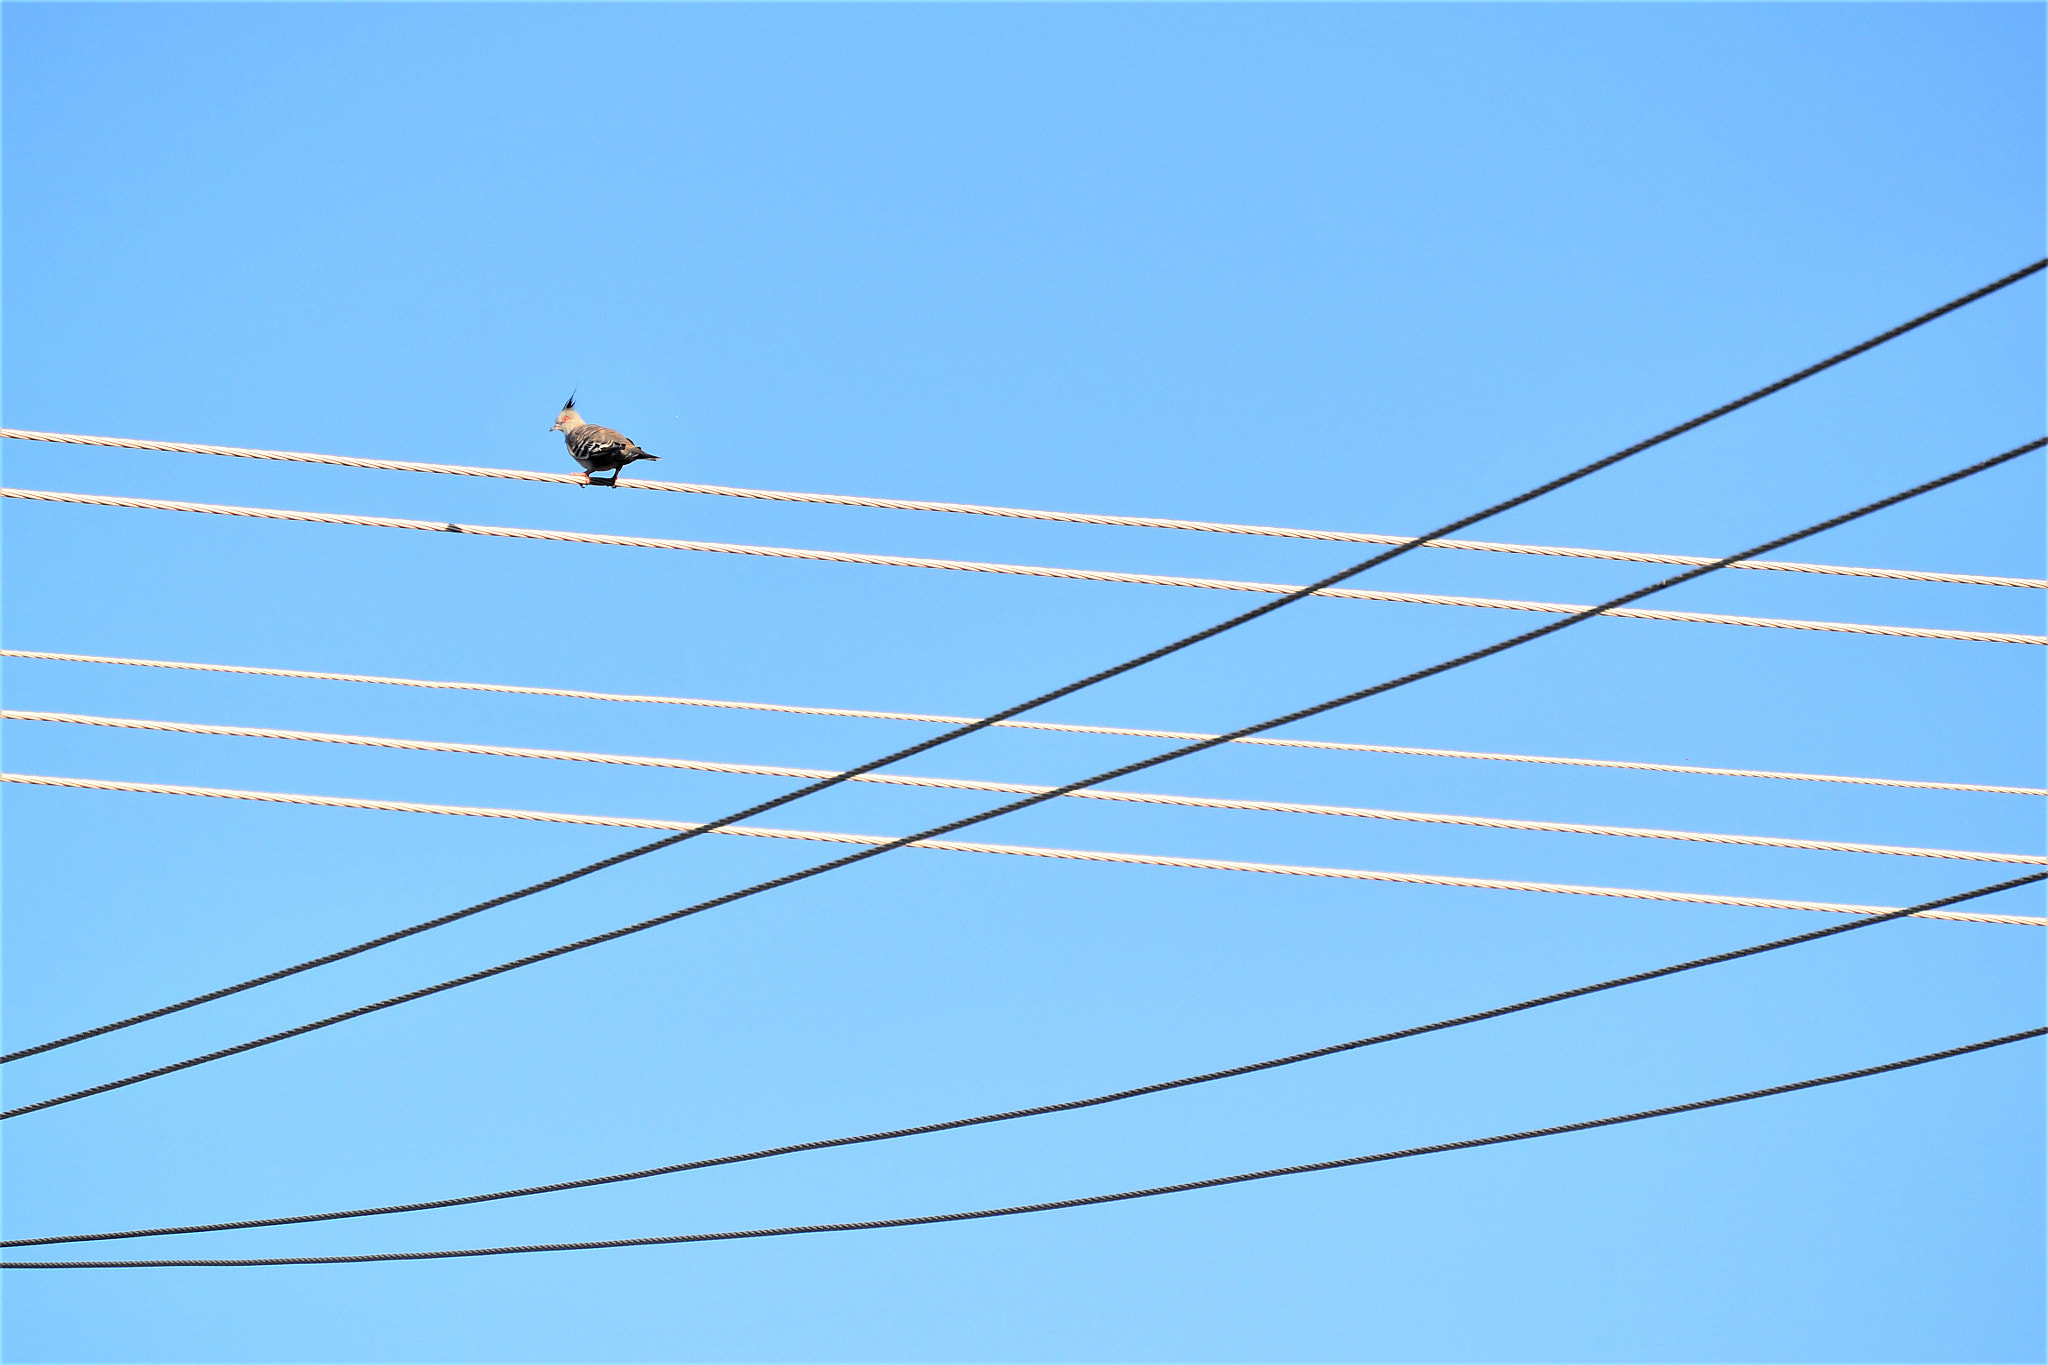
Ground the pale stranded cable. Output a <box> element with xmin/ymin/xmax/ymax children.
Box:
<box><xmin>5</xmin><ymin>487</ymin><xmax>2041</xmax><ymax>646</ymax></box>
<box><xmin>9</xmin><ymin>709</ymin><xmax>2042</xmax><ymax>868</ymax></box>
<box><xmin>5</xmin><ymin>773</ymin><xmax>2038</xmax><ymax>925</ymax></box>
<box><xmin>6</xmin><ymin>650</ymin><xmax>2040</xmax><ymax>797</ymax></box>
<box><xmin>4</xmin><ymin>427</ymin><xmax>2039</xmax><ymax>590</ymax></box>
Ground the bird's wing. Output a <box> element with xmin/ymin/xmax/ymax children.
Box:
<box><xmin>570</xmin><ymin>425</ymin><xmax>648</xmax><ymax>458</ymax></box>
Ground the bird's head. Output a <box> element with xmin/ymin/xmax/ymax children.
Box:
<box><xmin>550</xmin><ymin>393</ymin><xmax>581</xmax><ymax>433</ymax></box>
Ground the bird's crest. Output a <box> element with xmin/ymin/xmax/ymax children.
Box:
<box><xmin>550</xmin><ymin>391</ymin><xmax>585</xmax><ymax>434</ymax></box>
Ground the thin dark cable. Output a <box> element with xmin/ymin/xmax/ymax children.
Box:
<box><xmin>8</xmin><ymin>1028</ymin><xmax>2038</xmax><ymax>1268</ymax></box>
<box><xmin>9</xmin><ymin>262</ymin><xmax>2034</xmax><ymax>1068</ymax></box>
<box><xmin>6</xmin><ymin>438</ymin><xmax>2036</xmax><ymax>1122</ymax></box>
<box><xmin>10</xmin><ymin>872</ymin><xmax>2034</xmax><ymax>1249</ymax></box>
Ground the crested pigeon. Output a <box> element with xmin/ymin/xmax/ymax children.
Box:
<box><xmin>550</xmin><ymin>395</ymin><xmax>659</xmax><ymax>487</ymax></box>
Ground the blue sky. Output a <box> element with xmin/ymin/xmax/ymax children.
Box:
<box><xmin>2</xmin><ymin>4</ymin><xmax>2042</xmax><ymax>1361</ymax></box>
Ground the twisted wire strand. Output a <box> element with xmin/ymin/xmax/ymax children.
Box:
<box><xmin>15</xmin><ymin>772</ymin><xmax>2042</xmax><ymax>923</ymax></box>
<box><xmin>10</xmin><ymin>755</ymin><xmax>2037</xmax><ymax>1069</ymax></box>
<box><xmin>9</xmin><ymin>649</ymin><xmax>2038</xmax><ymax>796</ymax></box>
<box><xmin>4</xmin><ymin>430</ymin><xmax>2039</xmax><ymax>590</ymax></box>
<box><xmin>7</xmin><ymin>486</ymin><xmax>2042</xmax><ymax>645</ymax></box>
<box><xmin>5</xmin><ymin>439</ymin><xmax>2036</xmax><ymax>1118</ymax></box>
<box><xmin>11</xmin><ymin>771</ymin><xmax>2046</xmax><ymax>925</ymax></box>
<box><xmin>7</xmin><ymin>1026</ymin><xmax>2039</xmax><ymax>1267</ymax></box>
<box><xmin>8</xmin><ymin>712</ymin><xmax>2040</xmax><ymax>866</ymax></box>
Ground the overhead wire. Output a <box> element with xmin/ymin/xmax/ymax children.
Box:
<box><xmin>5</xmin><ymin>437</ymin><xmax>2034</xmax><ymax>1119</ymax></box>
<box><xmin>7</xmin><ymin>774</ymin><xmax>2042</xmax><ymax>927</ymax></box>
<box><xmin>7</xmin><ymin>1026</ymin><xmax>2040</xmax><ymax>1267</ymax></box>
<box><xmin>7</xmin><ymin>300</ymin><xmax>2008</xmax><ymax>1075</ymax></box>
<box><xmin>11</xmin><ymin>757</ymin><xmax>2037</xmax><ymax>1070</ymax></box>
<box><xmin>6</xmin><ymin>873</ymin><xmax>2034</xmax><ymax>1251</ymax></box>
<box><xmin>7</xmin><ymin>269</ymin><xmax>2034</xmax><ymax>1083</ymax></box>
<box><xmin>1</xmin><ymin>264</ymin><xmax>2035</xmax><ymax>1282</ymax></box>
<box><xmin>9</xmin><ymin>648</ymin><xmax>2038</xmax><ymax>796</ymax></box>
<box><xmin>7</xmin><ymin>486</ymin><xmax>2042</xmax><ymax>646</ymax></box>
<box><xmin>7</xmin><ymin>712</ymin><xmax>2041</xmax><ymax>866</ymax></box>
<box><xmin>3</xmin><ymin>431</ymin><xmax>2040</xmax><ymax>590</ymax></box>
<box><xmin>0</xmin><ymin>269</ymin><xmax>2027</xmax><ymax>1046</ymax></box>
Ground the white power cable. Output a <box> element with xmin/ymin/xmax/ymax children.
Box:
<box><xmin>5</xmin><ymin>427</ymin><xmax>2037</xmax><ymax>589</ymax></box>
<box><xmin>5</xmin><ymin>772</ymin><xmax>2037</xmax><ymax>925</ymax></box>
<box><xmin>6</xmin><ymin>487</ymin><xmax>2040</xmax><ymax>645</ymax></box>
<box><xmin>9</xmin><ymin>708</ymin><xmax>2040</xmax><ymax>866</ymax></box>
<box><xmin>7</xmin><ymin>649</ymin><xmax>2038</xmax><ymax>797</ymax></box>
<box><xmin>12</xmin><ymin>712</ymin><xmax>2031</xmax><ymax>871</ymax></box>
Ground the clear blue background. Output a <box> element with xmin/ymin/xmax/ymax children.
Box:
<box><xmin>3</xmin><ymin>4</ymin><xmax>2042</xmax><ymax>1361</ymax></box>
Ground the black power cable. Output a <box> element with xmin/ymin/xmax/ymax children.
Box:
<box><xmin>9</xmin><ymin>872</ymin><xmax>2035</xmax><ymax>1250</ymax></box>
<box><xmin>7</xmin><ymin>260</ymin><xmax>2036</xmax><ymax>1069</ymax></box>
<box><xmin>7</xmin><ymin>1027</ymin><xmax>2039</xmax><ymax>1268</ymax></box>
<box><xmin>6</xmin><ymin>437</ymin><xmax>2037</xmax><ymax>1123</ymax></box>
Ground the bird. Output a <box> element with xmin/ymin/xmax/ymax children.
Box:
<box><xmin>550</xmin><ymin>394</ymin><xmax>659</xmax><ymax>487</ymax></box>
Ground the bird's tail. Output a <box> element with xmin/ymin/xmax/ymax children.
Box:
<box><xmin>629</xmin><ymin>451</ymin><xmax>661</xmax><ymax>464</ymax></box>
